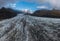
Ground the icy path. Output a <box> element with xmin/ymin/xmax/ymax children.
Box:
<box><xmin>0</xmin><ymin>14</ymin><xmax>60</xmax><ymax>41</ymax></box>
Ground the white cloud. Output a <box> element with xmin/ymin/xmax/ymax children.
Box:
<box><xmin>4</xmin><ymin>3</ymin><xmax>16</xmax><ymax>8</ymax></box>
<box><xmin>37</xmin><ymin>6</ymin><xmax>48</xmax><ymax>9</ymax></box>
<box><xmin>10</xmin><ymin>4</ymin><xmax>16</xmax><ymax>8</ymax></box>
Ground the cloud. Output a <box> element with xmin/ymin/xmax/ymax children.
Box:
<box><xmin>21</xmin><ymin>8</ymin><xmax>33</xmax><ymax>13</ymax></box>
<box><xmin>0</xmin><ymin>0</ymin><xmax>60</xmax><ymax>10</ymax></box>
<box><xmin>0</xmin><ymin>0</ymin><xmax>20</xmax><ymax>7</ymax></box>
<box><xmin>5</xmin><ymin>3</ymin><xmax>16</xmax><ymax>8</ymax></box>
<box><xmin>24</xmin><ymin>0</ymin><xmax>47</xmax><ymax>3</ymax></box>
<box><xmin>23</xmin><ymin>0</ymin><xmax>60</xmax><ymax>10</ymax></box>
<box><xmin>48</xmin><ymin>0</ymin><xmax>60</xmax><ymax>9</ymax></box>
<box><xmin>10</xmin><ymin>4</ymin><xmax>16</xmax><ymax>8</ymax></box>
<box><xmin>37</xmin><ymin>6</ymin><xmax>49</xmax><ymax>9</ymax></box>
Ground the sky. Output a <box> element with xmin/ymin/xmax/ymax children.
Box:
<box><xmin>15</xmin><ymin>1</ymin><xmax>52</xmax><ymax>11</ymax></box>
<box><xmin>0</xmin><ymin>0</ymin><xmax>60</xmax><ymax>12</ymax></box>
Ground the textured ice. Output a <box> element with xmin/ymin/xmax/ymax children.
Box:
<box><xmin>0</xmin><ymin>14</ymin><xmax>60</xmax><ymax>41</ymax></box>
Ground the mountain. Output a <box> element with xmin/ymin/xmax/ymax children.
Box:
<box><xmin>31</xmin><ymin>9</ymin><xmax>60</xmax><ymax>18</ymax></box>
<box><xmin>0</xmin><ymin>7</ymin><xmax>23</xmax><ymax>20</ymax></box>
<box><xmin>0</xmin><ymin>14</ymin><xmax>60</xmax><ymax>41</ymax></box>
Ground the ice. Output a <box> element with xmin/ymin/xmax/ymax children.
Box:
<box><xmin>0</xmin><ymin>14</ymin><xmax>60</xmax><ymax>41</ymax></box>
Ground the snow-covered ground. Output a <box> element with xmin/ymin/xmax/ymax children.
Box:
<box><xmin>0</xmin><ymin>14</ymin><xmax>60</xmax><ymax>41</ymax></box>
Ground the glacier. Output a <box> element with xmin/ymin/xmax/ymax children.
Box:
<box><xmin>0</xmin><ymin>14</ymin><xmax>60</xmax><ymax>41</ymax></box>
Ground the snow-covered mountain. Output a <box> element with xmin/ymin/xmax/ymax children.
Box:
<box><xmin>0</xmin><ymin>14</ymin><xmax>60</xmax><ymax>41</ymax></box>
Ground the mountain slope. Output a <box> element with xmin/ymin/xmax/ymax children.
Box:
<box><xmin>31</xmin><ymin>9</ymin><xmax>60</xmax><ymax>18</ymax></box>
<box><xmin>0</xmin><ymin>14</ymin><xmax>60</xmax><ymax>41</ymax></box>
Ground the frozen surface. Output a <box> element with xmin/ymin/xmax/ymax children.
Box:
<box><xmin>0</xmin><ymin>14</ymin><xmax>60</xmax><ymax>41</ymax></box>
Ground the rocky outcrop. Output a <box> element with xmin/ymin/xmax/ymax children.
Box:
<box><xmin>0</xmin><ymin>14</ymin><xmax>60</xmax><ymax>41</ymax></box>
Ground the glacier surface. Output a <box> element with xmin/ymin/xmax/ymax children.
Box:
<box><xmin>0</xmin><ymin>14</ymin><xmax>60</xmax><ymax>41</ymax></box>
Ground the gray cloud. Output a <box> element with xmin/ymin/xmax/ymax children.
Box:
<box><xmin>0</xmin><ymin>0</ymin><xmax>20</xmax><ymax>7</ymax></box>
<box><xmin>48</xmin><ymin>0</ymin><xmax>60</xmax><ymax>10</ymax></box>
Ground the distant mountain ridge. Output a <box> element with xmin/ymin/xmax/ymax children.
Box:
<box><xmin>31</xmin><ymin>9</ymin><xmax>60</xmax><ymax>18</ymax></box>
<box><xmin>0</xmin><ymin>7</ymin><xmax>23</xmax><ymax>20</ymax></box>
